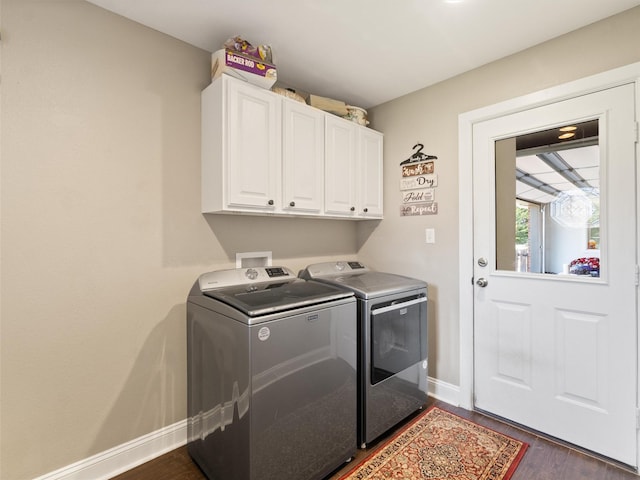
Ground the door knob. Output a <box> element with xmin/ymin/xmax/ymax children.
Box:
<box><xmin>476</xmin><ymin>278</ymin><xmax>488</xmax><ymax>287</ymax></box>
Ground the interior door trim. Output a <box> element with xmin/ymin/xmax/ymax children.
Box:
<box><xmin>457</xmin><ymin>62</ymin><xmax>640</xmax><ymax>455</ymax></box>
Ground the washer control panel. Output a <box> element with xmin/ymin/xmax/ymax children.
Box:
<box><xmin>302</xmin><ymin>261</ymin><xmax>371</xmax><ymax>278</ymax></box>
<box><xmin>265</xmin><ymin>267</ymin><xmax>288</xmax><ymax>277</ymax></box>
<box><xmin>199</xmin><ymin>266</ymin><xmax>296</xmax><ymax>291</ymax></box>
<box><xmin>346</xmin><ymin>261</ymin><xmax>365</xmax><ymax>270</ymax></box>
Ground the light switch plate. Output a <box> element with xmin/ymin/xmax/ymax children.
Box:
<box><xmin>425</xmin><ymin>228</ymin><xmax>435</xmax><ymax>244</ymax></box>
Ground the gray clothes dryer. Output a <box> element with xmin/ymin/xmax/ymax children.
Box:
<box><xmin>300</xmin><ymin>261</ymin><xmax>428</xmax><ymax>448</ymax></box>
<box><xmin>187</xmin><ymin>266</ymin><xmax>357</xmax><ymax>480</ymax></box>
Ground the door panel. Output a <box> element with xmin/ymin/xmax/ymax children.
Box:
<box><xmin>473</xmin><ymin>84</ymin><xmax>637</xmax><ymax>466</ymax></box>
<box><xmin>494</xmin><ymin>300</ymin><xmax>531</xmax><ymax>388</ymax></box>
<box><xmin>555</xmin><ymin>309</ymin><xmax>607</xmax><ymax>408</ymax></box>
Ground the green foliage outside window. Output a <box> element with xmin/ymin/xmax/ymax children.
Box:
<box><xmin>516</xmin><ymin>205</ymin><xmax>529</xmax><ymax>245</ymax></box>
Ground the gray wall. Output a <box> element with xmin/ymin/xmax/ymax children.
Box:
<box><xmin>1</xmin><ymin>0</ymin><xmax>639</xmax><ymax>478</ymax></box>
<box><xmin>0</xmin><ymin>1</ymin><xmax>357</xmax><ymax>478</ymax></box>
<box><xmin>360</xmin><ymin>6</ymin><xmax>640</xmax><ymax>385</ymax></box>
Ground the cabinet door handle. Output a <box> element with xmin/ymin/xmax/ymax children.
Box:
<box><xmin>289</xmin><ymin>201</ymin><xmax>295</xmax><ymax>207</ymax></box>
<box><xmin>267</xmin><ymin>199</ymin><xmax>274</xmax><ymax>206</ymax></box>
<box><xmin>350</xmin><ymin>206</ymin><xmax>355</xmax><ymax>212</ymax></box>
<box><xmin>363</xmin><ymin>208</ymin><xmax>368</xmax><ymax>213</ymax></box>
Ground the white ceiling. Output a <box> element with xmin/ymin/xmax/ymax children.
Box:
<box><xmin>516</xmin><ymin>146</ymin><xmax>599</xmax><ymax>204</ymax></box>
<box><xmin>86</xmin><ymin>0</ymin><xmax>640</xmax><ymax>109</ymax></box>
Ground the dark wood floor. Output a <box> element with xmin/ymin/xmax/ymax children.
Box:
<box><xmin>111</xmin><ymin>398</ymin><xmax>638</xmax><ymax>480</ymax></box>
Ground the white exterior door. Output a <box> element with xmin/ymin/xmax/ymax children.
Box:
<box><xmin>473</xmin><ymin>84</ymin><xmax>637</xmax><ymax>466</ymax></box>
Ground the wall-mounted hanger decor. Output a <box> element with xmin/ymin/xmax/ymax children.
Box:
<box><xmin>399</xmin><ymin>143</ymin><xmax>439</xmax><ymax>216</ymax></box>
<box><xmin>400</xmin><ymin>143</ymin><xmax>438</xmax><ymax>165</ymax></box>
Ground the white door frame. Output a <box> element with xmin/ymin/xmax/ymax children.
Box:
<box><xmin>458</xmin><ymin>62</ymin><xmax>640</xmax><ymax>460</ymax></box>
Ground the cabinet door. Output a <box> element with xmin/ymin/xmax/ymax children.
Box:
<box><xmin>226</xmin><ymin>79</ymin><xmax>281</xmax><ymax>210</ymax></box>
<box><xmin>325</xmin><ymin>116</ymin><xmax>357</xmax><ymax>216</ymax></box>
<box><xmin>282</xmin><ymin>99</ymin><xmax>324</xmax><ymax>213</ymax></box>
<box><xmin>359</xmin><ymin>128</ymin><xmax>384</xmax><ymax>217</ymax></box>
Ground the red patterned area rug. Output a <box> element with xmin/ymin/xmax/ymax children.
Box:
<box><xmin>340</xmin><ymin>407</ymin><xmax>528</xmax><ymax>480</ymax></box>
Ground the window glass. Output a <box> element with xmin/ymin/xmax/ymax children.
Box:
<box><xmin>495</xmin><ymin>120</ymin><xmax>600</xmax><ymax>277</ymax></box>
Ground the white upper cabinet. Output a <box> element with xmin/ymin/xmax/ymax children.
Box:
<box><xmin>359</xmin><ymin>128</ymin><xmax>384</xmax><ymax>217</ymax></box>
<box><xmin>325</xmin><ymin>115</ymin><xmax>384</xmax><ymax>218</ymax></box>
<box><xmin>201</xmin><ymin>74</ymin><xmax>383</xmax><ymax>219</ymax></box>
<box><xmin>202</xmin><ymin>75</ymin><xmax>281</xmax><ymax>213</ymax></box>
<box><xmin>324</xmin><ymin>115</ymin><xmax>358</xmax><ymax>216</ymax></box>
<box><xmin>282</xmin><ymin>98</ymin><xmax>325</xmax><ymax>214</ymax></box>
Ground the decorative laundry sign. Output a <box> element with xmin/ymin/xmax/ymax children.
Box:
<box><xmin>400</xmin><ymin>202</ymin><xmax>438</xmax><ymax>216</ymax></box>
<box><xmin>402</xmin><ymin>160</ymin><xmax>434</xmax><ymax>177</ymax></box>
<box><xmin>400</xmin><ymin>174</ymin><xmax>438</xmax><ymax>190</ymax></box>
<box><xmin>402</xmin><ymin>188</ymin><xmax>435</xmax><ymax>204</ymax></box>
<box><xmin>399</xmin><ymin>143</ymin><xmax>440</xmax><ymax>216</ymax></box>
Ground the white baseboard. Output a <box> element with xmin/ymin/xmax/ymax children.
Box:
<box><xmin>33</xmin><ymin>420</ymin><xmax>188</xmax><ymax>480</ymax></box>
<box><xmin>428</xmin><ymin>376</ymin><xmax>461</xmax><ymax>407</ymax></box>
<box><xmin>35</xmin><ymin>378</ymin><xmax>460</xmax><ymax>480</ymax></box>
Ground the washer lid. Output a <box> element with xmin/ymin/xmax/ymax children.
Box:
<box><xmin>320</xmin><ymin>272</ymin><xmax>426</xmax><ymax>298</ymax></box>
<box><xmin>300</xmin><ymin>261</ymin><xmax>426</xmax><ymax>299</ymax></box>
<box><xmin>203</xmin><ymin>278</ymin><xmax>353</xmax><ymax>317</ymax></box>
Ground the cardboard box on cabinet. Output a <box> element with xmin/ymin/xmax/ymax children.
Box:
<box><xmin>211</xmin><ymin>48</ymin><xmax>277</xmax><ymax>89</ymax></box>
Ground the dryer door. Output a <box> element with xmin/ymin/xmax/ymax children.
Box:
<box><xmin>363</xmin><ymin>291</ymin><xmax>428</xmax><ymax>446</ymax></box>
<box><xmin>370</xmin><ymin>295</ymin><xmax>427</xmax><ymax>384</ymax></box>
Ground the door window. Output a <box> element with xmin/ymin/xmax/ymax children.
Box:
<box><xmin>495</xmin><ymin>120</ymin><xmax>601</xmax><ymax>277</ymax></box>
